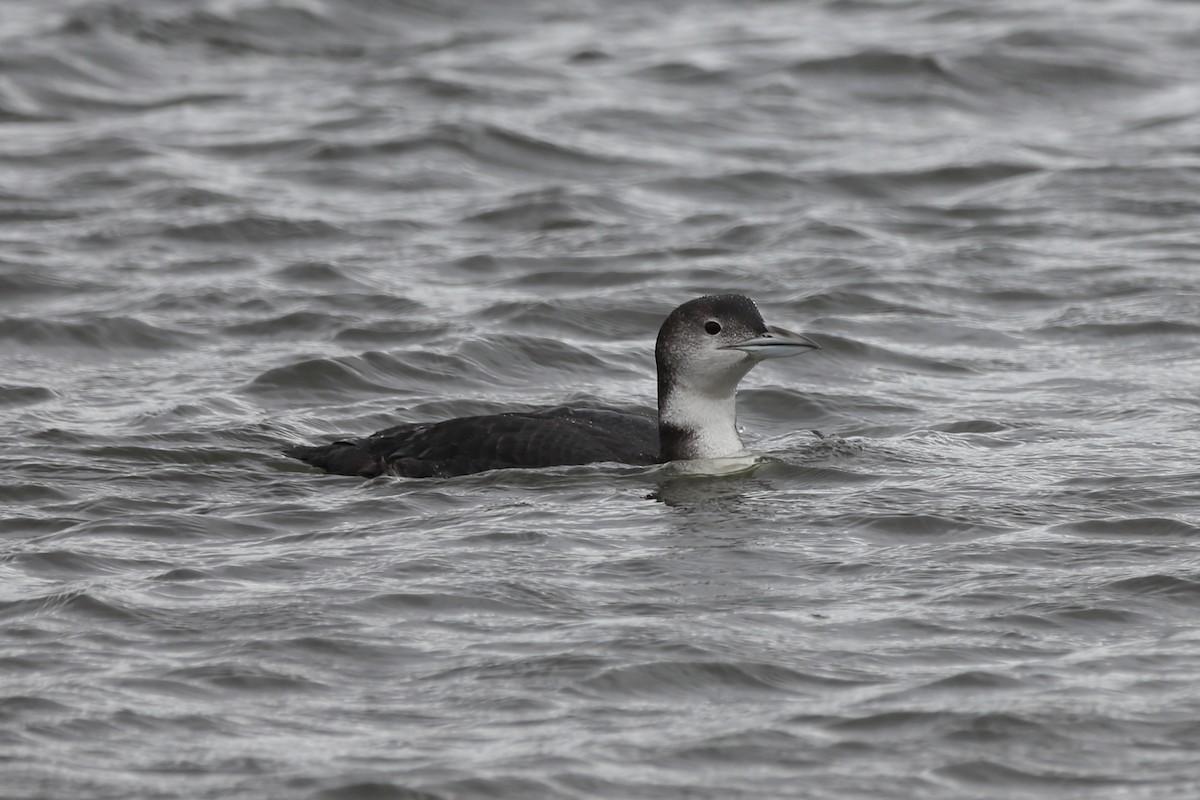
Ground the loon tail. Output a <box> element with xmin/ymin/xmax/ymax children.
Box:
<box><xmin>285</xmin><ymin>441</ymin><xmax>383</xmax><ymax>478</ymax></box>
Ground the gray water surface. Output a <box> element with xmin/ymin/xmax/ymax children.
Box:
<box><xmin>4</xmin><ymin>0</ymin><xmax>1200</xmax><ymax>798</ymax></box>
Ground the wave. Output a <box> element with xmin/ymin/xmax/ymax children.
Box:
<box><xmin>312</xmin><ymin>121</ymin><xmax>648</xmax><ymax>177</ymax></box>
<box><xmin>0</xmin><ymin>588</ymin><xmax>140</xmax><ymax>625</ymax></box>
<box><xmin>829</xmin><ymin>511</ymin><xmax>1009</xmax><ymax>540</ymax></box>
<box><xmin>246</xmin><ymin>352</ymin><xmax>445</xmax><ymax>400</ymax></box>
<box><xmin>578</xmin><ymin>659</ymin><xmax>869</xmax><ymax>700</ymax></box>
<box><xmin>789</xmin><ymin>49</ymin><xmax>954</xmax><ymax>81</ymax></box>
<box><xmin>786</xmin><ymin>26</ymin><xmax>1165</xmax><ymax>109</ymax></box>
<box><xmin>59</xmin><ymin>2</ymin><xmax>375</xmax><ymax>58</ymax></box>
<box><xmin>0</xmin><ymin>384</ymin><xmax>56</xmax><ymax>407</ymax></box>
<box><xmin>808</xmin><ymin>333</ymin><xmax>978</xmax><ymax>375</ymax></box>
<box><xmin>161</xmin><ymin>215</ymin><xmax>343</xmax><ymax>243</ymax></box>
<box><xmin>0</xmin><ymin>316</ymin><xmax>191</xmax><ymax>350</ymax></box>
<box><xmin>1052</xmin><ymin>517</ymin><xmax>1200</xmax><ymax>539</ymax></box>
<box><xmin>464</xmin><ymin>187</ymin><xmax>637</xmax><ymax>231</ymax></box>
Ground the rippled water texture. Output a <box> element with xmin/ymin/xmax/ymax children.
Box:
<box><xmin>4</xmin><ymin>0</ymin><xmax>1200</xmax><ymax>797</ymax></box>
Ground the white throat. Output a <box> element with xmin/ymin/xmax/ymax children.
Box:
<box><xmin>658</xmin><ymin>363</ymin><xmax>753</xmax><ymax>460</ymax></box>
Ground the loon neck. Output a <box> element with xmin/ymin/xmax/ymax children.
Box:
<box><xmin>657</xmin><ymin>381</ymin><xmax>746</xmax><ymax>462</ymax></box>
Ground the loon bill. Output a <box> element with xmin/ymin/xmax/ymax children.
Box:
<box><xmin>286</xmin><ymin>294</ymin><xmax>820</xmax><ymax>478</ymax></box>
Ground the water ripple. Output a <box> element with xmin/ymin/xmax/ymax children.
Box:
<box><xmin>4</xmin><ymin>0</ymin><xmax>1200</xmax><ymax>797</ymax></box>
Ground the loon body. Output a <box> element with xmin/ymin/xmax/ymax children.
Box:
<box><xmin>286</xmin><ymin>294</ymin><xmax>819</xmax><ymax>478</ymax></box>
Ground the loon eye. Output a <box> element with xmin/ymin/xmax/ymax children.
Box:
<box><xmin>704</xmin><ymin>321</ymin><xmax>721</xmax><ymax>335</ymax></box>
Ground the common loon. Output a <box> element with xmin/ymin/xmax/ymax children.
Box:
<box><xmin>286</xmin><ymin>294</ymin><xmax>819</xmax><ymax>478</ymax></box>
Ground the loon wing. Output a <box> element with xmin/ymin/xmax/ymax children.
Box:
<box><xmin>286</xmin><ymin>406</ymin><xmax>659</xmax><ymax>478</ymax></box>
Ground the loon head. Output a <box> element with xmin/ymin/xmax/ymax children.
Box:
<box><xmin>655</xmin><ymin>294</ymin><xmax>819</xmax><ymax>462</ymax></box>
